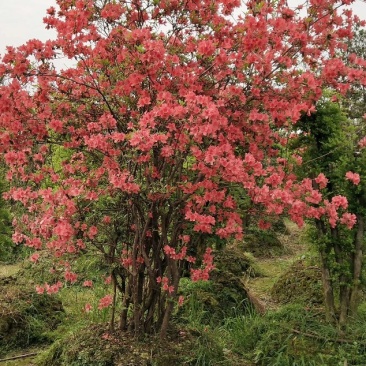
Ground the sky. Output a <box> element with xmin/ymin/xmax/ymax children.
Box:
<box><xmin>0</xmin><ymin>0</ymin><xmax>365</xmax><ymax>56</ymax></box>
<box><xmin>0</xmin><ymin>1</ymin><xmax>56</xmax><ymax>54</ymax></box>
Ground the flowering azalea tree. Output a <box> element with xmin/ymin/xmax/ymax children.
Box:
<box><xmin>0</xmin><ymin>0</ymin><xmax>365</xmax><ymax>336</ymax></box>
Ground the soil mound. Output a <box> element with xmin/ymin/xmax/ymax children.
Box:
<box><xmin>271</xmin><ymin>260</ymin><xmax>323</xmax><ymax>306</ymax></box>
<box><xmin>0</xmin><ymin>276</ymin><xmax>64</xmax><ymax>355</ymax></box>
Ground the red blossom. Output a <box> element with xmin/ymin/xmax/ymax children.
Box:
<box><xmin>47</xmin><ymin>282</ymin><xmax>63</xmax><ymax>294</ymax></box>
<box><xmin>345</xmin><ymin>171</ymin><xmax>361</xmax><ymax>185</ymax></box>
<box><xmin>36</xmin><ymin>285</ymin><xmax>45</xmax><ymax>294</ymax></box>
<box><xmin>64</xmin><ymin>271</ymin><xmax>78</xmax><ymax>284</ymax></box>
<box><xmin>313</xmin><ymin>174</ymin><xmax>328</xmax><ymax>189</ymax></box>
<box><xmin>30</xmin><ymin>253</ymin><xmax>40</xmax><ymax>263</ymax></box>
<box><xmin>258</xmin><ymin>220</ymin><xmax>271</xmax><ymax>230</ymax></box>
<box><xmin>178</xmin><ymin>296</ymin><xmax>184</xmax><ymax>307</ymax></box>
<box><xmin>88</xmin><ymin>226</ymin><xmax>98</xmax><ymax>239</ymax></box>
<box><xmin>358</xmin><ymin>137</ymin><xmax>366</xmax><ymax>148</ymax></box>
<box><xmin>104</xmin><ymin>276</ymin><xmax>112</xmax><ymax>285</ymax></box>
<box><xmin>0</xmin><ymin>0</ymin><xmax>364</xmax><ymax>336</ymax></box>
<box><xmin>331</xmin><ymin>195</ymin><xmax>348</xmax><ymax>210</ymax></box>
<box><xmin>340</xmin><ymin>213</ymin><xmax>357</xmax><ymax>229</ymax></box>
<box><xmin>98</xmin><ymin>294</ymin><xmax>113</xmax><ymax>310</ymax></box>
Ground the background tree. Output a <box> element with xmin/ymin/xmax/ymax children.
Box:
<box><xmin>293</xmin><ymin>100</ymin><xmax>366</xmax><ymax>326</ymax></box>
<box><xmin>0</xmin><ymin>0</ymin><xmax>365</xmax><ymax>337</ymax></box>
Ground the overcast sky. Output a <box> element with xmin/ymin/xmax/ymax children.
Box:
<box><xmin>0</xmin><ymin>1</ymin><xmax>365</xmax><ymax>56</ymax></box>
<box><xmin>0</xmin><ymin>1</ymin><xmax>56</xmax><ymax>54</ymax></box>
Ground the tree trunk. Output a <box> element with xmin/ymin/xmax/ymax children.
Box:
<box><xmin>320</xmin><ymin>250</ymin><xmax>336</xmax><ymax>322</ymax></box>
<box><xmin>316</xmin><ymin>220</ymin><xmax>336</xmax><ymax>322</ymax></box>
<box><xmin>349</xmin><ymin>215</ymin><xmax>365</xmax><ymax>314</ymax></box>
<box><xmin>333</xmin><ymin>228</ymin><xmax>350</xmax><ymax>327</ymax></box>
<box><xmin>339</xmin><ymin>286</ymin><xmax>350</xmax><ymax>328</ymax></box>
<box><xmin>143</xmin><ymin>285</ymin><xmax>159</xmax><ymax>333</ymax></box>
<box><xmin>120</xmin><ymin>281</ymin><xmax>130</xmax><ymax>330</ymax></box>
<box><xmin>159</xmin><ymin>297</ymin><xmax>174</xmax><ymax>340</ymax></box>
<box><xmin>110</xmin><ymin>273</ymin><xmax>117</xmax><ymax>331</ymax></box>
<box><xmin>160</xmin><ymin>259</ymin><xmax>180</xmax><ymax>339</ymax></box>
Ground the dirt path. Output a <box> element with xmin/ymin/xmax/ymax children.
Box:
<box><xmin>245</xmin><ymin>221</ymin><xmax>308</xmax><ymax>311</ymax></box>
<box><xmin>0</xmin><ymin>263</ymin><xmax>21</xmax><ymax>278</ymax></box>
<box><xmin>0</xmin><ymin>350</ymin><xmax>38</xmax><ymax>366</ymax></box>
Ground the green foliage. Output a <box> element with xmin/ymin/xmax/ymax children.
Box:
<box><xmin>9</xmin><ymin>221</ymin><xmax>366</xmax><ymax>366</ymax></box>
<box><xmin>213</xmin><ymin>246</ymin><xmax>261</xmax><ymax>278</ymax></box>
<box><xmin>219</xmin><ymin>304</ymin><xmax>366</xmax><ymax>365</ymax></box>
<box><xmin>294</xmin><ymin>100</ymin><xmax>352</xmax><ymax>182</ymax></box>
<box><xmin>19</xmin><ymin>252</ymin><xmax>108</xmax><ymax>290</ymax></box>
<box><xmin>16</xmin><ymin>252</ymin><xmax>115</xmax><ymax>349</ymax></box>
<box><xmin>0</xmin><ymin>178</ymin><xmax>15</xmax><ymax>263</ymax></box>
<box><xmin>240</xmin><ymin>227</ymin><xmax>285</xmax><ymax>257</ymax></box>
<box><xmin>0</xmin><ymin>169</ymin><xmax>33</xmax><ymax>263</ymax></box>
<box><xmin>37</xmin><ymin>326</ymin><xmax>119</xmax><ymax>366</ymax></box>
<box><xmin>296</xmin><ymin>100</ymin><xmax>366</xmax><ymax>215</ymax></box>
<box><xmin>191</xmin><ymin>329</ymin><xmax>226</xmax><ymax>366</ymax></box>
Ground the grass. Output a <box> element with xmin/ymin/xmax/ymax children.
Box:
<box><xmin>210</xmin><ymin>303</ymin><xmax>366</xmax><ymax>366</ymax></box>
<box><xmin>42</xmin><ymin>280</ymin><xmax>114</xmax><ymax>344</ymax></box>
<box><xmin>3</xmin><ymin>219</ymin><xmax>366</xmax><ymax>365</ymax></box>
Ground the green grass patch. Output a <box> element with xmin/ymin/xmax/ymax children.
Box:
<box><xmin>217</xmin><ymin>304</ymin><xmax>366</xmax><ymax>365</ymax></box>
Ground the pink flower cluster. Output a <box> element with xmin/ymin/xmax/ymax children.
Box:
<box><xmin>98</xmin><ymin>294</ymin><xmax>113</xmax><ymax>310</ymax></box>
<box><xmin>156</xmin><ymin>276</ymin><xmax>174</xmax><ymax>294</ymax></box>
<box><xmin>345</xmin><ymin>171</ymin><xmax>360</xmax><ymax>185</ymax></box>
<box><xmin>36</xmin><ymin>281</ymin><xmax>63</xmax><ymax>295</ymax></box>
<box><xmin>324</xmin><ymin>196</ymin><xmax>357</xmax><ymax>229</ymax></box>
<box><xmin>314</xmin><ymin>173</ymin><xmax>328</xmax><ymax>189</ymax></box>
<box><xmin>191</xmin><ymin>248</ymin><xmax>214</xmax><ymax>282</ymax></box>
<box><xmin>340</xmin><ymin>212</ymin><xmax>357</xmax><ymax>229</ymax></box>
<box><xmin>64</xmin><ymin>270</ymin><xmax>78</xmax><ymax>283</ymax></box>
<box><xmin>164</xmin><ymin>245</ymin><xmax>187</xmax><ymax>260</ymax></box>
<box><xmin>30</xmin><ymin>252</ymin><xmax>40</xmax><ymax>263</ymax></box>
